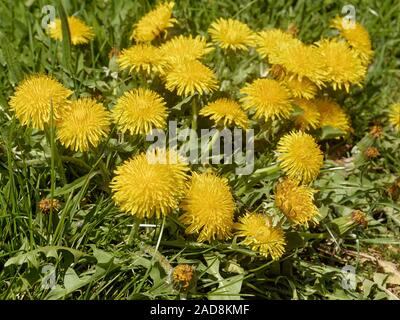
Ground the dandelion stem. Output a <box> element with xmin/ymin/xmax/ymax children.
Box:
<box><xmin>128</xmin><ymin>219</ymin><xmax>140</xmax><ymax>246</ymax></box>
<box><xmin>253</xmin><ymin>163</ymin><xmax>280</xmax><ymax>176</ymax></box>
<box><xmin>191</xmin><ymin>97</ymin><xmax>198</xmax><ymax>131</ymax></box>
<box><xmin>48</xmin><ymin>99</ymin><xmax>56</xmax><ymax>242</ymax></box>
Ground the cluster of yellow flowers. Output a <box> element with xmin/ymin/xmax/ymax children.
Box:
<box><xmin>7</xmin><ymin>2</ymin><xmax>400</xmax><ymax>261</ymax></box>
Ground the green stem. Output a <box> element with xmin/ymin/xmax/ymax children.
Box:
<box><xmin>191</xmin><ymin>98</ymin><xmax>198</xmax><ymax>131</ymax></box>
<box><xmin>128</xmin><ymin>219</ymin><xmax>140</xmax><ymax>246</ymax></box>
<box><xmin>252</xmin><ymin>163</ymin><xmax>280</xmax><ymax>177</ymax></box>
<box><xmin>48</xmin><ymin>99</ymin><xmax>55</xmax><ymax>242</ymax></box>
<box><xmin>134</xmin><ymin>216</ymin><xmax>166</xmax><ymax>294</ymax></box>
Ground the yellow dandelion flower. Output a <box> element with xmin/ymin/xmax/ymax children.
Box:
<box><xmin>111</xmin><ymin>148</ymin><xmax>189</xmax><ymax>219</ymax></box>
<box><xmin>164</xmin><ymin>59</ymin><xmax>218</xmax><ymax>96</ymax></box>
<box><xmin>315</xmin><ymin>39</ymin><xmax>366</xmax><ymax>92</ymax></box>
<box><xmin>180</xmin><ymin>172</ymin><xmax>235</xmax><ymax>242</ymax></box>
<box><xmin>112</xmin><ymin>88</ymin><xmax>168</xmax><ymax>135</ymax></box>
<box><xmin>389</xmin><ymin>103</ymin><xmax>400</xmax><ymax>131</ymax></box>
<box><xmin>208</xmin><ymin>18</ymin><xmax>255</xmax><ymax>51</ymax></box>
<box><xmin>292</xmin><ymin>98</ymin><xmax>320</xmax><ymax>131</ymax></box>
<box><xmin>240</xmin><ymin>78</ymin><xmax>292</xmax><ymax>121</ymax></box>
<box><xmin>234</xmin><ymin>213</ymin><xmax>286</xmax><ymax>260</ymax></box>
<box><xmin>277</xmin><ymin>131</ymin><xmax>324</xmax><ymax>183</ymax></box>
<box><xmin>271</xmin><ymin>42</ymin><xmax>326</xmax><ymax>87</ymax></box>
<box><xmin>283</xmin><ymin>76</ymin><xmax>318</xmax><ymax>100</ymax></box>
<box><xmin>331</xmin><ymin>16</ymin><xmax>373</xmax><ymax>65</ymax></box>
<box><xmin>131</xmin><ymin>2</ymin><xmax>176</xmax><ymax>42</ymax></box>
<box><xmin>199</xmin><ymin>98</ymin><xmax>248</xmax><ymax>129</ymax></box>
<box><xmin>9</xmin><ymin>74</ymin><xmax>72</xmax><ymax>130</ymax></box>
<box><xmin>275</xmin><ymin>178</ymin><xmax>319</xmax><ymax>226</ymax></box>
<box><xmin>48</xmin><ymin>16</ymin><xmax>94</xmax><ymax>45</ymax></box>
<box><xmin>314</xmin><ymin>98</ymin><xmax>351</xmax><ymax>133</ymax></box>
<box><xmin>172</xmin><ymin>264</ymin><xmax>195</xmax><ymax>291</ymax></box>
<box><xmin>56</xmin><ymin>98</ymin><xmax>111</xmax><ymax>152</ymax></box>
<box><xmin>255</xmin><ymin>29</ymin><xmax>301</xmax><ymax>61</ymax></box>
<box><xmin>160</xmin><ymin>35</ymin><xmax>213</xmax><ymax>66</ymax></box>
<box><xmin>118</xmin><ymin>44</ymin><xmax>166</xmax><ymax>74</ymax></box>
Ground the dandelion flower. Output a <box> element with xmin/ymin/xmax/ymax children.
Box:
<box><xmin>389</xmin><ymin>103</ymin><xmax>400</xmax><ymax>131</ymax></box>
<box><xmin>9</xmin><ymin>74</ymin><xmax>72</xmax><ymax>130</ymax></box>
<box><xmin>111</xmin><ymin>148</ymin><xmax>189</xmax><ymax>219</ymax></box>
<box><xmin>208</xmin><ymin>18</ymin><xmax>255</xmax><ymax>51</ymax></box>
<box><xmin>160</xmin><ymin>35</ymin><xmax>213</xmax><ymax>65</ymax></box>
<box><xmin>331</xmin><ymin>16</ymin><xmax>373</xmax><ymax>65</ymax></box>
<box><xmin>131</xmin><ymin>2</ymin><xmax>176</xmax><ymax>42</ymax></box>
<box><xmin>172</xmin><ymin>264</ymin><xmax>195</xmax><ymax>291</ymax></box>
<box><xmin>56</xmin><ymin>98</ymin><xmax>110</xmax><ymax>152</ymax></box>
<box><xmin>314</xmin><ymin>98</ymin><xmax>351</xmax><ymax>133</ymax></box>
<box><xmin>180</xmin><ymin>172</ymin><xmax>235</xmax><ymax>242</ymax></box>
<box><xmin>272</xmin><ymin>42</ymin><xmax>326</xmax><ymax>87</ymax></box>
<box><xmin>277</xmin><ymin>131</ymin><xmax>324</xmax><ymax>183</ymax></box>
<box><xmin>283</xmin><ymin>76</ymin><xmax>317</xmax><ymax>100</ymax></box>
<box><xmin>112</xmin><ymin>88</ymin><xmax>168</xmax><ymax>135</ymax></box>
<box><xmin>38</xmin><ymin>198</ymin><xmax>61</xmax><ymax>215</ymax></box>
<box><xmin>48</xmin><ymin>16</ymin><xmax>94</xmax><ymax>45</ymax></box>
<box><xmin>118</xmin><ymin>44</ymin><xmax>166</xmax><ymax>74</ymax></box>
<box><xmin>255</xmin><ymin>29</ymin><xmax>301</xmax><ymax>61</ymax></box>
<box><xmin>164</xmin><ymin>59</ymin><xmax>218</xmax><ymax>96</ymax></box>
<box><xmin>364</xmin><ymin>146</ymin><xmax>380</xmax><ymax>159</ymax></box>
<box><xmin>315</xmin><ymin>39</ymin><xmax>366</xmax><ymax>92</ymax></box>
<box><xmin>234</xmin><ymin>213</ymin><xmax>286</xmax><ymax>260</ymax></box>
<box><xmin>369</xmin><ymin>125</ymin><xmax>383</xmax><ymax>139</ymax></box>
<box><xmin>292</xmin><ymin>98</ymin><xmax>320</xmax><ymax>131</ymax></box>
<box><xmin>199</xmin><ymin>98</ymin><xmax>248</xmax><ymax>128</ymax></box>
<box><xmin>275</xmin><ymin>178</ymin><xmax>319</xmax><ymax>226</ymax></box>
<box><xmin>240</xmin><ymin>78</ymin><xmax>292</xmax><ymax>121</ymax></box>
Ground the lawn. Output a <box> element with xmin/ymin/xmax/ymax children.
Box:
<box><xmin>0</xmin><ymin>0</ymin><xmax>399</xmax><ymax>300</ymax></box>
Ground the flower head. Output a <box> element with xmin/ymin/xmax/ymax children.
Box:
<box><xmin>275</xmin><ymin>178</ymin><xmax>319</xmax><ymax>226</ymax></box>
<box><xmin>118</xmin><ymin>44</ymin><xmax>166</xmax><ymax>74</ymax></box>
<box><xmin>111</xmin><ymin>148</ymin><xmax>189</xmax><ymax>219</ymax></box>
<box><xmin>48</xmin><ymin>16</ymin><xmax>94</xmax><ymax>45</ymax></box>
<box><xmin>131</xmin><ymin>2</ymin><xmax>176</xmax><ymax>42</ymax></box>
<box><xmin>315</xmin><ymin>39</ymin><xmax>366</xmax><ymax>92</ymax></box>
<box><xmin>164</xmin><ymin>59</ymin><xmax>218</xmax><ymax>96</ymax></box>
<box><xmin>268</xmin><ymin>41</ymin><xmax>326</xmax><ymax>86</ymax></box>
<box><xmin>39</xmin><ymin>198</ymin><xmax>61</xmax><ymax>215</ymax></box>
<box><xmin>199</xmin><ymin>98</ymin><xmax>248</xmax><ymax>128</ymax></box>
<box><xmin>331</xmin><ymin>16</ymin><xmax>373</xmax><ymax>65</ymax></box>
<box><xmin>369</xmin><ymin>125</ymin><xmax>383</xmax><ymax>139</ymax></box>
<box><xmin>9</xmin><ymin>74</ymin><xmax>72</xmax><ymax>129</ymax></box>
<box><xmin>314</xmin><ymin>98</ymin><xmax>351</xmax><ymax>133</ymax></box>
<box><xmin>292</xmin><ymin>98</ymin><xmax>320</xmax><ymax>131</ymax></box>
<box><xmin>112</xmin><ymin>88</ymin><xmax>168</xmax><ymax>135</ymax></box>
<box><xmin>180</xmin><ymin>172</ymin><xmax>235</xmax><ymax>242</ymax></box>
<box><xmin>208</xmin><ymin>18</ymin><xmax>255</xmax><ymax>51</ymax></box>
<box><xmin>364</xmin><ymin>146</ymin><xmax>380</xmax><ymax>159</ymax></box>
<box><xmin>351</xmin><ymin>210</ymin><xmax>368</xmax><ymax>228</ymax></box>
<box><xmin>172</xmin><ymin>264</ymin><xmax>195</xmax><ymax>291</ymax></box>
<box><xmin>277</xmin><ymin>131</ymin><xmax>324</xmax><ymax>183</ymax></box>
<box><xmin>240</xmin><ymin>79</ymin><xmax>292</xmax><ymax>121</ymax></box>
<box><xmin>255</xmin><ymin>29</ymin><xmax>301</xmax><ymax>61</ymax></box>
<box><xmin>56</xmin><ymin>98</ymin><xmax>111</xmax><ymax>152</ymax></box>
<box><xmin>389</xmin><ymin>103</ymin><xmax>400</xmax><ymax>131</ymax></box>
<box><xmin>160</xmin><ymin>35</ymin><xmax>213</xmax><ymax>66</ymax></box>
<box><xmin>283</xmin><ymin>76</ymin><xmax>317</xmax><ymax>100</ymax></box>
<box><xmin>234</xmin><ymin>213</ymin><xmax>286</xmax><ymax>260</ymax></box>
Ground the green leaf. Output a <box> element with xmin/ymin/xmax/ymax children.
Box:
<box><xmin>53</xmin><ymin>171</ymin><xmax>100</xmax><ymax>196</ymax></box>
<box><xmin>320</xmin><ymin>126</ymin><xmax>346</xmax><ymax>140</ymax></box>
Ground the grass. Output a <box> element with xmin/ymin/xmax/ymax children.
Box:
<box><xmin>0</xmin><ymin>0</ymin><xmax>399</xmax><ymax>300</ymax></box>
